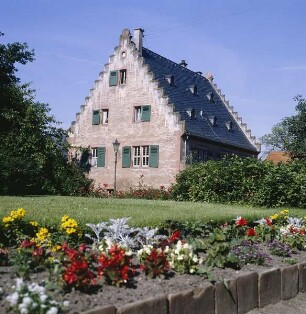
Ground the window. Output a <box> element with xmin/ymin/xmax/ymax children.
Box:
<box><xmin>134</xmin><ymin>106</ymin><xmax>142</xmax><ymax>122</ymax></box>
<box><xmin>91</xmin><ymin>148</ymin><xmax>98</xmax><ymax>167</ymax></box>
<box><xmin>119</xmin><ymin>69</ymin><xmax>127</xmax><ymax>84</ymax></box>
<box><xmin>134</xmin><ymin>105</ymin><xmax>151</xmax><ymax>122</ymax></box>
<box><xmin>123</xmin><ymin>145</ymin><xmax>159</xmax><ymax>168</ymax></box>
<box><xmin>109</xmin><ymin>71</ymin><xmax>118</xmax><ymax>86</ymax></box>
<box><xmin>91</xmin><ymin>147</ymin><xmax>105</xmax><ymax>167</ymax></box>
<box><xmin>133</xmin><ymin>146</ymin><xmax>150</xmax><ymax>167</ymax></box>
<box><xmin>101</xmin><ymin>109</ymin><xmax>109</xmax><ymax>124</ymax></box>
<box><xmin>92</xmin><ymin>110</ymin><xmax>100</xmax><ymax>125</ymax></box>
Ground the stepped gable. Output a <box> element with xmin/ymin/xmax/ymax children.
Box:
<box><xmin>142</xmin><ymin>47</ymin><xmax>259</xmax><ymax>153</ymax></box>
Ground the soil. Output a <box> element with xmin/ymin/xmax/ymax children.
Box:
<box><xmin>1</xmin><ymin>249</ymin><xmax>306</xmax><ymax>314</ymax></box>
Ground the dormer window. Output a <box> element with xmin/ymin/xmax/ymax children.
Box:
<box><xmin>226</xmin><ymin>121</ymin><xmax>233</xmax><ymax>131</ymax></box>
<box><xmin>209</xmin><ymin>116</ymin><xmax>217</xmax><ymax>126</ymax></box>
<box><xmin>119</xmin><ymin>69</ymin><xmax>127</xmax><ymax>85</ymax></box>
<box><xmin>191</xmin><ymin>108</ymin><xmax>195</xmax><ymax>119</ymax></box>
<box><xmin>189</xmin><ymin>84</ymin><xmax>197</xmax><ymax>95</ymax></box>
<box><xmin>207</xmin><ymin>92</ymin><xmax>214</xmax><ymax>103</ymax></box>
<box><xmin>165</xmin><ymin>75</ymin><xmax>175</xmax><ymax>86</ymax></box>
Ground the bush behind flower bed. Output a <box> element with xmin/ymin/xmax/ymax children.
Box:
<box><xmin>171</xmin><ymin>155</ymin><xmax>306</xmax><ymax>208</ymax></box>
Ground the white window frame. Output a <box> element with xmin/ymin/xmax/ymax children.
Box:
<box><xmin>101</xmin><ymin>109</ymin><xmax>109</xmax><ymax>124</ymax></box>
<box><xmin>133</xmin><ymin>145</ymin><xmax>149</xmax><ymax>167</ymax></box>
<box><xmin>134</xmin><ymin>106</ymin><xmax>142</xmax><ymax>123</ymax></box>
<box><xmin>119</xmin><ymin>69</ymin><xmax>127</xmax><ymax>85</ymax></box>
<box><xmin>91</xmin><ymin>148</ymin><xmax>98</xmax><ymax>167</ymax></box>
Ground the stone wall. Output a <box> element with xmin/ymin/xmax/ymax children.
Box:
<box><xmin>83</xmin><ymin>263</ymin><xmax>306</xmax><ymax>314</ymax></box>
<box><xmin>68</xmin><ymin>30</ymin><xmax>184</xmax><ymax>190</ymax></box>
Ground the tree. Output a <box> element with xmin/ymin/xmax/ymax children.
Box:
<box><xmin>0</xmin><ymin>32</ymin><xmax>91</xmax><ymax>195</ymax></box>
<box><xmin>260</xmin><ymin>95</ymin><xmax>306</xmax><ymax>160</ymax></box>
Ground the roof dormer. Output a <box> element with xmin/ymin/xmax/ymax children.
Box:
<box><xmin>189</xmin><ymin>84</ymin><xmax>198</xmax><ymax>95</ymax></box>
<box><xmin>165</xmin><ymin>74</ymin><xmax>175</xmax><ymax>86</ymax></box>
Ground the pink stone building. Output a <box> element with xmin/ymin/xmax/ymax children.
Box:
<box><xmin>67</xmin><ymin>28</ymin><xmax>260</xmax><ymax>190</ymax></box>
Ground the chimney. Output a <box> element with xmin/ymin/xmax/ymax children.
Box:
<box><xmin>179</xmin><ymin>60</ymin><xmax>188</xmax><ymax>67</ymax></box>
<box><xmin>134</xmin><ymin>28</ymin><xmax>144</xmax><ymax>56</ymax></box>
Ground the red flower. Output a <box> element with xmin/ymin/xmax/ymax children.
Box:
<box><xmin>235</xmin><ymin>217</ymin><xmax>248</xmax><ymax>227</ymax></box>
<box><xmin>246</xmin><ymin>228</ymin><xmax>257</xmax><ymax>237</ymax></box>
<box><xmin>169</xmin><ymin>230</ymin><xmax>181</xmax><ymax>243</ymax></box>
<box><xmin>265</xmin><ymin>218</ymin><xmax>272</xmax><ymax>226</ymax></box>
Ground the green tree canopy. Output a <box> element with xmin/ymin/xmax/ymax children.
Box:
<box><xmin>260</xmin><ymin>95</ymin><xmax>306</xmax><ymax>160</ymax></box>
<box><xmin>0</xmin><ymin>32</ymin><xmax>91</xmax><ymax>195</ymax></box>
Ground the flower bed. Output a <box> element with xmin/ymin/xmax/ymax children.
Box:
<box><xmin>0</xmin><ymin>209</ymin><xmax>305</xmax><ymax>313</ymax></box>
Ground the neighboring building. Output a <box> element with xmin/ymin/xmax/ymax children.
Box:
<box><xmin>266</xmin><ymin>151</ymin><xmax>290</xmax><ymax>164</ymax></box>
<box><xmin>67</xmin><ymin>28</ymin><xmax>260</xmax><ymax>190</ymax></box>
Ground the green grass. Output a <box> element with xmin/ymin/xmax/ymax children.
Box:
<box><xmin>0</xmin><ymin>196</ymin><xmax>305</xmax><ymax>228</ymax></box>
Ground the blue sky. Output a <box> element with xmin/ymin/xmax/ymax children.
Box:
<box><xmin>1</xmin><ymin>0</ymin><xmax>306</xmax><ymax>142</ymax></box>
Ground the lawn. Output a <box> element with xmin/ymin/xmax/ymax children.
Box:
<box><xmin>1</xmin><ymin>196</ymin><xmax>305</xmax><ymax>228</ymax></box>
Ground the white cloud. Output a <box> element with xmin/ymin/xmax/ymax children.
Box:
<box><xmin>272</xmin><ymin>65</ymin><xmax>306</xmax><ymax>71</ymax></box>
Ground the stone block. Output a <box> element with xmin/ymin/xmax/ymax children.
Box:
<box><xmin>281</xmin><ymin>264</ymin><xmax>299</xmax><ymax>300</ymax></box>
<box><xmin>215</xmin><ymin>278</ymin><xmax>237</xmax><ymax>314</ymax></box>
<box><xmin>237</xmin><ymin>272</ymin><xmax>258</xmax><ymax>314</ymax></box>
<box><xmin>258</xmin><ymin>267</ymin><xmax>281</xmax><ymax>307</ymax></box>
<box><xmin>117</xmin><ymin>295</ymin><xmax>167</xmax><ymax>314</ymax></box>
<box><xmin>168</xmin><ymin>283</ymin><xmax>214</xmax><ymax>314</ymax></box>
<box><xmin>298</xmin><ymin>262</ymin><xmax>306</xmax><ymax>293</ymax></box>
<box><xmin>83</xmin><ymin>305</ymin><xmax>117</xmax><ymax>314</ymax></box>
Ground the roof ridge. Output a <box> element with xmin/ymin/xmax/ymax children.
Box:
<box><xmin>143</xmin><ymin>47</ymin><xmax>203</xmax><ymax>77</ymax></box>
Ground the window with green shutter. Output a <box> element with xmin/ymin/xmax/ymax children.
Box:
<box><xmin>109</xmin><ymin>71</ymin><xmax>118</xmax><ymax>86</ymax></box>
<box><xmin>122</xmin><ymin>146</ymin><xmax>131</xmax><ymax>168</ymax></box>
<box><xmin>92</xmin><ymin>110</ymin><xmax>100</xmax><ymax>125</ymax></box>
<box><xmin>97</xmin><ymin>147</ymin><xmax>105</xmax><ymax>167</ymax></box>
<box><xmin>141</xmin><ymin>105</ymin><xmax>151</xmax><ymax>122</ymax></box>
<box><xmin>149</xmin><ymin>145</ymin><xmax>159</xmax><ymax>168</ymax></box>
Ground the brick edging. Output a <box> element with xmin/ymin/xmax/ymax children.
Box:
<box><xmin>83</xmin><ymin>262</ymin><xmax>306</xmax><ymax>314</ymax></box>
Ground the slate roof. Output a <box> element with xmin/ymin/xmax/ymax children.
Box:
<box><xmin>142</xmin><ymin>47</ymin><xmax>259</xmax><ymax>153</ymax></box>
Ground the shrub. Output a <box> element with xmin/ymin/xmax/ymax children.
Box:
<box><xmin>171</xmin><ymin>156</ymin><xmax>306</xmax><ymax>208</ymax></box>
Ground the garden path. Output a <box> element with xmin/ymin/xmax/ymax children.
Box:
<box><xmin>247</xmin><ymin>293</ymin><xmax>306</xmax><ymax>314</ymax></box>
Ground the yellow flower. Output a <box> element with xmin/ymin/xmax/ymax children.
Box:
<box><xmin>61</xmin><ymin>215</ymin><xmax>69</xmax><ymax>223</ymax></box>
<box><xmin>270</xmin><ymin>214</ymin><xmax>279</xmax><ymax>220</ymax></box>
<box><xmin>280</xmin><ymin>209</ymin><xmax>289</xmax><ymax>216</ymax></box>
<box><xmin>10</xmin><ymin>208</ymin><xmax>26</xmax><ymax>220</ymax></box>
<box><xmin>30</xmin><ymin>221</ymin><xmax>39</xmax><ymax>227</ymax></box>
<box><xmin>36</xmin><ymin>227</ymin><xmax>51</xmax><ymax>242</ymax></box>
<box><xmin>2</xmin><ymin>216</ymin><xmax>14</xmax><ymax>224</ymax></box>
<box><xmin>51</xmin><ymin>244</ymin><xmax>62</xmax><ymax>252</ymax></box>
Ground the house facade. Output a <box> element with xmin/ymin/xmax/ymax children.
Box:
<box><xmin>67</xmin><ymin>28</ymin><xmax>260</xmax><ymax>190</ymax></box>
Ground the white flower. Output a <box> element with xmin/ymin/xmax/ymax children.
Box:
<box><xmin>40</xmin><ymin>294</ymin><xmax>48</xmax><ymax>303</ymax></box>
<box><xmin>22</xmin><ymin>296</ymin><xmax>32</xmax><ymax>306</ymax></box>
<box><xmin>46</xmin><ymin>306</ymin><xmax>59</xmax><ymax>314</ymax></box>
<box><xmin>63</xmin><ymin>300</ymin><xmax>70</xmax><ymax>307</ymax></box>
<box><xmin>164</xmin><ymin>246</ymin><xmax>170</xmax><ymax>253</ymax></box>
<box><xmin>18</xmin><ymin>303</ymin><xmax>28</xmax><ymax>314</ymax></box>
<box><xmin>6</xmin><ymin>292</ymin><xmax>19</xmax><ymax>306</ymax></box>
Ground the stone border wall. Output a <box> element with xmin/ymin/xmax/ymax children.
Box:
<box><xmin>84</xmin><ymin>263</ymin><xmax>306</xmax><ymax>314</ymax></box>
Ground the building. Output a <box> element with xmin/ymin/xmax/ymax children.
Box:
<box><xmin>266</xmin><ymin>151</ymin><xmax>290</xmax><ymax>164</ymax></box>
<box><xmin>67</xmin><ymin>28</ymin><xmax>260</xmax><ymax>190</ymax></box>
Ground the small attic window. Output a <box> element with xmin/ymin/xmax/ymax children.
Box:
<box><xmin>191</xmin><ymin>108</ymin><xmax>195</xmax><ymax>119</ymax></box>
<box><xmin>226</xmin><ymin>121</ymin><xmax>233</xmax><ymax>131</ymax></box>
<box><xmin>189</xmin><ymin>85</ymin><xmax>197</xmax><ymax>95</ymax></box>
<box><xmin>165</xmin><ymin>75</ymin><xmax>175</xmax><ymax>86</ymax></box>
<box><xmin>121</xmin><ymin>51</ymin><xmax>126</xmax><ymax>58</ymax></box>
<box><xmin>206</xmin><ymin>92</ymin><xmax>214</xmax><ymax>103</ymax></box>
<box><xmin>209</xmin><ymin>116</ymin><xmax>217</xmax><ymax>126</ymax></box>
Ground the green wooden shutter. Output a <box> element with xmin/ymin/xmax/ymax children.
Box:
<box><xmin>122</xmin><ymin>146</ymin><xmax>131</xmax><ymax>168</ymax></box>
<box><xmin>141</xmin><ymin>105</ymin><xmax>151</xmax><ymax>122</ymax></box>
<box><xmin>109</xmin><ymin>71</ymin><xmax>118</xmax><ymax>86</ymax></box>
<box><xmin>97</xmin><ymin>147</ymin><xmax>105</xmax><ymax>167</ymax></box>
<box><xmin>92</xmin><ymin>110</ymin><xmax>100</xmax><ymax>125</ymax></box>
<box><xmin>149</xmin><ymin>145</ymin><xmax>159</xmax><ymax>168</ymax></box>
